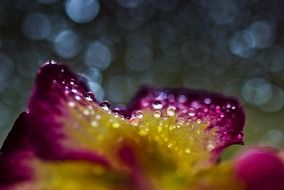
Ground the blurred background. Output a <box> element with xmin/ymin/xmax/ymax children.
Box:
<box><xmin>0</xmin><ymin>0</ymin><xmax>284</xmax><ymax>152</ymax></box>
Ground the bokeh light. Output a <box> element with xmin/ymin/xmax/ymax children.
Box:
<box><xmin>22</xmin><ymin>13</ymin><xmax>51</xmax><ymax>40</ymax></box>
<box><xmin>85</xmin><ymin>40</ymin><xmax>112</xmax><ymax>70</ymax></box>
<box><xmin>1</xmin><ymin>0</ymin><xmax>284</xmax><ymax>149</ymax></box>
<box><xmin>65</xmin><ymin>0</ymin><xmax>100</xmax><ymax>24</ymax></box>
<box><xmin>53</xmin><ymin>30</ymin><xmax>81</xmax><ymax>59</ymax></box>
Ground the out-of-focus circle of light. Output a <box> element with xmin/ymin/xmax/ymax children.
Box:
<box><xmin>53</xmin><ymin>30</ymin><xmax>81</xmax><ymax>59</ymax></box>
<box><xmin>206</xmin><ymin>0</ymin><xmax>239</xmax><ymax>25</ymax></box>
<box><xmin>65</xmin><ymin>0</ymin><xmax>100</xmax><ymax>24</ymax></box>
<box><xmin>269</xmin><ymin>48</ymin><xmax>284</xmax><ymax>73</ymax></box>
<box><xmin>85</xmin><ymin>40</ymin><xmax>112</xmax><ymax>71</ymax></box>
<box><xmin>248</xmin><ymin>21</ymin><xmax>275</xmax><ymax>49</ymax></box>
<box><xmin>241</xmin><ymin>78</ymin><xmax>273</xmax><ymax>106</ymax></box>
<box><xmin>117</xmin><ymin>0</ymin><xmax>143</xmax><ymax>8</ymax></box>
<box><xmin>155</xmin><ymin>22</ymin><xmax>176</xmax><ymax>50</ymax></box>
<box><xmin>181</xmin><ymin>41</ymin><xmax>210</xmax><ymax>67</ymax></box>
<box><xmin>105</xmin><ymin>75</ymin><xmax>134</xmax><ymax>103</ymax></box>
<box><xmin>116</xmin><ymin>8</ymin><xmax>143</xmax><ymax>30</ymax></box>
<box><xmin>125</xmin><ymin>44</ymin><xmax>153</xmax><ymax>71</ymax></box>
<box><xmin>267</xmin><ymin>130</ymin><xmax>284</xmax><ymax>146</ymax></box>
<box><xmin>86</xmin><ymin>67</ymin><xmax>103</xmax><ymax>84</ymax></box>
<box><xmin>259</xmin><ymin>85</ymin><xmax>284</xmax><ymax>113</ymax></box>
<box><xmin>88</xmin><ymin>82</ymin><xmax>104</xmax><ymax>101</ymax></box>
<box><xmin>155</xmin><ymin>48</ymin><xmax>181</xmax><ymax>75</ymax></box>
<box><xmin>22</xmin><ymin>13</ymin><xmax>51</xmax><ymax>40</ymax></box>
<box><xmin>0</xmin><ymin>53</ymin><xmax>14</xmax><ymax>89</ymax></box>
<box><xmin>229</xmin><ymin>30</ymin><xmax>256</xmax><ymax>58</ymax></box>
<box><xmin>37</xmin><ymin>0</ymin><xmax>57</xmax><ymax>4</ymax></box>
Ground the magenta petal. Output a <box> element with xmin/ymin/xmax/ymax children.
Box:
<box><xmin>0</xmin><ymin>62</ymin><xmax>110</xmax><ymax>187</ymax></box>
<box><xmin>25</xmin><ymin>62</ymin><xmax>109</xmax><ymax>162</ymax></box>
<box><xmin>0</xmin><ymin>113</ymin><xmax>33</xmax><ymax>187</ymax></box>
<box><xmin>1</xmin><ymin>62</ymin><xmax>247</xmax><ymax>189</ymax></box>
<box><xmin>126</xmin><ymin>86</ymin><xmax>245</xmax><ymax>154</ymax></box>
<box><xmin>118</xmin><ymin>146</ymin><xmax>152</xmax><ymax>190</ymax></box>
<box><xmin>27</xmin><ymin>62</ymin><xmax>91</xmax><ymax>159</ymax></box>
<box><xmin>234</xmin><ymin>148</ymin><xmax>284</xmax><ymax>190</ymax></box>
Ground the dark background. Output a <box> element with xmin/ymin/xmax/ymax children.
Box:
<box><xmin>0</xmin><ymin>0</ymin><xmax>284</xmax><ymax>152</ymax></box>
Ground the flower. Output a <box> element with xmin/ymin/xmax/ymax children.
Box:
<box><xmin>0</xmin><ymin>61</ymin><xmax>283</xmax><ymax>190</ymax></box>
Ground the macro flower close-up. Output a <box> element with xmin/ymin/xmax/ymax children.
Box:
<box><xmin>1</xmin><ymin>0</ymin><xmax>284</xmax><ymax>190</ymax></box>
<box><xmin>0</xmin><ymin>62</ymin><xmax>283</xmax><ymax>190</ymax></box>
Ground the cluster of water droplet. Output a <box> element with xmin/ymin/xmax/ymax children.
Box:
<box><xmin>129</xmin><ymin>92</ymin><xmax>238</xmax><ymax>128</ymax></box>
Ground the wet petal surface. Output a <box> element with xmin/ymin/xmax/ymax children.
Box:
<box><xmin>0</xmin><ymin>61</ymin><xmax>247</xmax><ymax>190</ymax></box>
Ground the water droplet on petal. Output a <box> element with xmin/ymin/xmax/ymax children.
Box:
<box><xmin>188</xmin><ymin>108</ymin><xmax>196</xmax><ymax>117</ymax></box>
<box><xmin>68</xmin><ymin>101</ymin><xmax>75</xmax><ymax>108</ymax></box>
<box><xmin>74</xmin><ymin>95</ymin><xmax>81</xmax><ymax>101</ymax></box>
<box><xmin>101</xmin><ymin>100</ymin><xmax>111</xmax><ymax>110</ymax></box>
<box><xmin>83</xmin><ymin>109</ymin><xmax>90</xmax><ymax>116</ymax></box>
<box><xmin>152</xmin><ymin>100</ymin><xmax>163</xmax><ymax>109</ymax></box>
<box><xmin>135</xmin><ymin>110</ymin><xmax>144</xmax><ymax>118</ymax></box>
<box><xmin>154</xmin><ymin>110</ymin><xmax>161</xmax><ymax>118</ymax></box>
<box><xmin>112</xmin><ymin>121</ymin><xmax>120</xmax><ymax>128</ymax></box>
<box><xmin>185</xmin><ymin>148</ymin><xmax>191</xmax><ymax>154</ymax></box>
<box><xmin>130</xmin><ymin>117</ymin><xmax>139</xmax><ymax>126</ymax></box>
<box><xmin>91</xmin><ymin>120</ymin><xmax>98</xmax><ymax>127</ymax></box>
<box><xmin>177</xmin><ymin>95</ymin><xmax>187</xmax><ymax>103</ymax></box>
<box><xmin>215</xmin><ymin>106</ymin><xmax>221</xmax><ymax>113</ymax></box>
<box><xmin>206</xmin><ymin>142</ymin><xmax>215</xmax><ymax>151</ymax></box>
<box><xmin>166</xmin><ymin>106</ymin><xmax>176</xmax><ymax>116</ymax></box>
<box><xmin>204</xmin><ymin>98</ymin><xmax>211</xmax><ymax>104</ymax></box>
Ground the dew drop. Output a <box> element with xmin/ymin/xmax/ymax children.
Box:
<box><xmin>188</xmin><ymin>107</ymin><xmax>196</xmax><ymax>117</ymax></box>
<box><xmin>135</xmin><ymin>110</ymin><xmax>144</xmax><ymax>118</ymax></box>
<box><xmin>71</xmin><ymin>89</ymin><xmax>78</xmax><ymax>93</ymax></box>
<box><xmin>166</xmin><ymin>106</ymin><xmax>176</xmax><ymax>116</ymax></box>
<box><xmin>206</xmin><ymin>142</ymin><xmax>215</xmax><ymax>151</ymax></box>
<box><xmin>152</xmin><ymin>100</ymin><xmax>163</xmax><ymax>109</ymax></box>
<box><xmin>177</xmin><ymin>95</ymin><xmax>187</xmax><ymax>103</ymax></box>
<box><xmin>154</xmin><ymin>110</ymin><xmax>161</xmax><ymax>118</ymax></box>
<box><xmin>139</xmin><ymin>128</ymin><xmax>149</xmax><ymax>136</ymax></box>
<box><xmin>204</xmin><ymin>98</ymin><xmax>211</xmax><ymax>104</ymax></box>
<box><xmin>68</xmin><ymin>101</ymin><xmax>75</xmax><ymax>108</ymax></box>
<box><xmin>75</xmin><ymin>95</ymin><xmax>81</xmax><ymax>101</ymax></box>
<box><xmin>96</xmin><ymin>115</ymin><xmax>101</xmax><ymax>120</ymax></box>
<box><xmin>185</xmin><ymin>148</ymin><xmax>191</xmax><ymax>154</ymax></box>
<box><xmin>101</xmin><ymin>100</ymin><xmax>111</xmax><ymax>110</ymax></box>
<box><xmin>91</xmin><ymin>120</ymin><xmax>98</xmax><ymax>127</ymax></box>
<box><xmin>191</xmin><ymin>101</ymin><xmax>200</xmax><ymax>109</ymax></box>
<box><xmin>177</xmin><ymin>117</ymin><xmax>185</xmax><ymax>125</ymax></box>
<box><xmin>196</xmin><ymin>119</ymin><xmax>202</xmax><ymax>124</ymax></box>
<box><xmin>237</xmin><ymin>133</ymin><xmax>243</xmax><ymax>140</ymax></box>
<box><xmin>85</xmin><ymin>96</ymin><xmax>92</xmax><ymax>101</ymax></box>
<box><xmin>112</xmin><ymin>121</ymin><xmax>120</xmax><ymax>128</ymax></box>
<box><xmin>83</xmin><ymin>109</ymin><xmax>90</xmax><ymax>116</ymax></box>
<box><xmin>130</xmin><ymin>117</ymin><xmax>139</xmax><ymax>126</ymax></box>
<box><xmin>215</xmin><ymin>106</ymin><xmax>221</xmax><ymax>113</ymax></box>
<box><xmin>141</xmin><ymin>99</ymin><xmax>149</xmax><ymax>107</ymax></box>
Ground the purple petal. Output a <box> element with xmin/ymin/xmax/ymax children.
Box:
<box><xmin>234</xmin><ymin>148</ymin><xmax>284</xmax><ymax>190</ymax></box>
<box><xmin>126</xmin><ymin>86</ymin><xmax>245</xmax><ymax>156</ymax></box>
<box><xmin>0</xmin><ymin>62</ymin><xmax>247</xmax><ymax>189</ymax></box>
<box><xmin>1</xmin><ymin>61</ymin><xmax>110</xmax><ymax>188</ymax></box>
